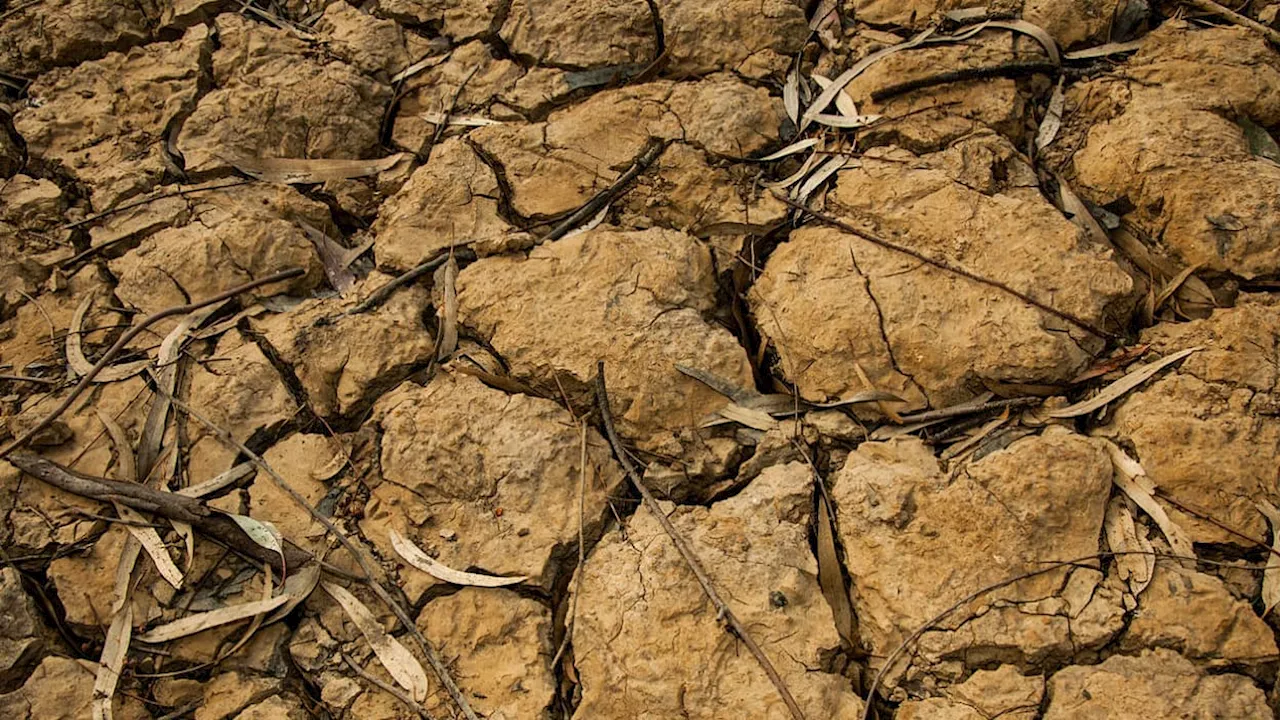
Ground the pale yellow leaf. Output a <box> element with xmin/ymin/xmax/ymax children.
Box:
<box><xmin>1255</xmin><ymin>499</ymin><xmax>1280</xmax><ymax>617</ymax></box>
<box><xmin>91</xmin><ymin>604</ymin><xmax>132</xmax><ymax>720</ymax></box>
<box><xmin>227</xmin><ymin>154</ymin><xmax>406</xmax><ymax>184</ymax></box>
<box><xmin>1101</xmin><ymin>441</ymin><xmax>1195</xmax><ymax>561</ymax></box>
<box><xmin>116</xmin><ymin>504</ymin><xmax>184</xmax><ymax>589</ymax></box>
<box><xmin>1050</xmin><ymin>348</ymin><xmax>1201</xmax><ymax>418</ymax></box>
<box><xmin>389</xmin><ymin>529</ymin><xmax>526</xmax><ymax>587</ymax></box>
<box><xmin>1104</xmin><ymin>497</ymin><xmax>1154</xmax><ymax>599</ymax></box>
<box><xmin>323</xmin><ymin>581</ymin><xmax>430</xmax><ymax>702</ymax></box>
<box><xmin>135</xmin><ymin>595</ymin><xmax>288</xmax><ymax>643</ymax></box>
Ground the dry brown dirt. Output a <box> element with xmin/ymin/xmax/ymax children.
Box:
<box><xmin>2</xmin><ymin>1</ymin><xmax>1280</xmax><ymax>718</ymax></box>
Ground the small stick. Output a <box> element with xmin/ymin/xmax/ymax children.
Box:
<box><xmin>1181</xmin><ymin>0</ymin><xmax>1280</xmax><ymax>45</ymax></box>
<box><xmin>421</xmin><ymin>65</ymin><xmax>479</xmax><ymax>160</ymax></box>
<box><xmin>870</xmin><ymin>60</ymin><xmax>1058</xmax><ymax>103</ymax></box>
<box><xmin>346</xmin><ymin>247</ymin><xmax>476</xmax><ymax>316</ymax></box>
<box><xmin>776</xmin><ymin>195</ymin><xmax>1123</xmax><ymax>342</ymax></box>
<box><xmin>896</xmin><ymin>397</ymin><xmax>1040</xmax><ymax>424</ymax></box>
<box><xmin>540</xmin><ymin>138</ymin><xmax>666</xmax><ymax>244</ymax></box>
<box><xmin>594</xmin><ymin>362</ymin><xmax>807</xmax><ymax>720</ymax></box>
<box><xmin>61</xmin><ymin>179</ymin><xmax>252</xmax><ymax>232</ymax></box>
<box><xmin>341</xmin><ymin>653</ymin><xmax>435</xmax><ymax>720</ymax></box>
<box><xmin>0</xmin><ymin>268</ymin><xmax>305</xmax><ymax>460</ymax></box>
<box><xmin>0</xmin><ymin>374</ymin><xmax>57</xmax><ymax>385</ymax></box>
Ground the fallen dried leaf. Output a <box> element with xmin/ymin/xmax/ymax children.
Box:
<box><xmin>265</xmin><ymin>562</ymin><xmax>322</xmax><ymax>626</ymax></box>
<box><xmin>794</xmin><ymin>156</ymin><xmax>849</xmax><ymax>205</ymax></box>
<box><xmin>815</xmin><ymin>492</ymin><xmax>854</xmax><ymax>644</ymax></box>
<box><xmin>226</xmin><ymin>513</ymin><xmax>286</xmax><ymax>572</ymax></box>
<box><xmin>436</xmin><ymin>253</ymin><xmax>458</xmax><ymax>361</ymax></box>
<box><xmin>135</xmin><ymin>595</ymin><xmax>289</xmax><ymax>643</ymax></box>
<box><xmin>91</xmin><ymin>603</ymin><xmax>132</xmax><ymax>720</ymax></box>
<box><xmin>756</xmin><ymin>138</ymin><xmax>820</xmax><ymax>163</ymax></box>
<box><xmin>709</xmin><ymin>402</ymin><xmax>778</xmax><ymax>431</ymax></box>
<box><xmin>783</xmin><ymin>67</ymin><xmax>800</xmax><ymax>125</ymax></box>
<box><xmin>808</xmin><ymin>112</ymin><xmax>882</xmax><ymax>129</ymax></box>
<box><xmin>800</xmin><ymin>26</ymin><xmax>936</xmax><ymax>130</ymax></box>
<box><xmin>1104</xmin><ymin>496</ymin><xmax>1154</xmax><ymax>599</ymax></box>
<box><xmin>227</xmin><ymin>154</ymin><xmax>406</xmax><ymax>184</ymax></box>
<box><xmin>389</xmin><ymin>529</ymin><xmax>527</xmax><ymax>587</ymax></box>
<box><xmin>67</xmin><ymin>295</ymin><xmax>149</xmax><ymax>383</ymax></box>
<box><xmin>1055</xmin><ymin>174</ymin><xmax>1109</xmax><ymax>246</ymax></box>
<box><xmin>1256</xmin><ymin>500</ymin><xmax>1280</xmax><ymax>617</ymax></box>
<box><xmin>1063</xmin><ymin>39</ymin><xmax>1143</xmax><ymax>60</ymax></box>
<box><xmin>116</xmin><ymin>504</ymin><xmax>184</xmax><ymax>589</ymax></box>
<box><xmin>299</xmin><ymin>220</ymin><xmax>357</xmax><ymax>295</ymax></box>
<box><xmin>1050</xmin><ymin>347</ymin><xmax>1200</xmax><ymax>418</ymax></box>
<box><xmin>323</xmin><ymin>581</ymin><xmax>430</xmax><ymax>702</ymax></box>
<box><xmin>810</xmin><ymin>74</ymin><xmax>860</xmax><ymax>118</ymax></box>
<box><xmin>1035</xmin><ymin>77</ymin><xmax>1065</xmax><ymax>151</ymax></box>
<box><xmin>1101</xmin><ymin>440</ymin><xmax>1196</xmax><ymax>561</ymax></box>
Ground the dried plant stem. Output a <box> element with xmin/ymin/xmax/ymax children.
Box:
<box><xmin>0</xmin><ymin>268</ymin><xmax>306</xmax><ymax>460</ymax></box>
<box><xmin>594</xmin><ymin>361</ymin><xmax>806</xmax><ymax>720</ymax></box>
<box><xmin>540</xmin><ymin>138</ymin><xmax>667</xmax><ymax>243</ymax></box>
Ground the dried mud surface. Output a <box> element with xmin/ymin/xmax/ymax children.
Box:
<box><xmin>2</xmin><ymin>1</ymin><xmax>1280</xmax><ymax>719</ymax></box>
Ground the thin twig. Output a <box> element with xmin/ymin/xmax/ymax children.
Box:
<box><xmin>0</xmin><ymin>374</ymin><xmax>57</xmax><ymax>385</ymax></box>
<box><xmin>163</xmin><ymin>393</ymin><xmax>480</xmax><ymax>720</ymax></box>
<box><xmin>869</xmin><ymin>60</ymin><xmax>1058</xmax><ymax>103</ymax></box>
<box><xmin>594</xmin><ymin>361</ymin><xmax>806</xmax><ymax>720</ymax></box>
<box><xmin>347</xmin><ymin>247</ymin><xmax>476</xmax><ymax>316</ymax></box>
<box><xmin>422</xmin><ymin>65</ymin><xmax>479</xmax><ymax>160</ymax></box>
<box><xmin>342</xmin><ymin>653</ymin><xmax>435</xmax><ymax>720</ymax></box>
<box><xmin>540</xmin><ymin>138</ymin><xmax>667</xmax><ymax>243</ymax></box>
<box><xmin>61</xmin><ymin>179</ymin><xmax>251</xmax><ymax>233</ymax></box>
<box><xmin>895</xmin><ymin>397</ymin><xmax>1039</xmax><ymax>424</ymax></box>
<box><xmin>775</xmin><ymin>195</ymin><xmax>1123</xmax><ymax>341</ymax></box>
<box><xmin>0</xmin><ymin>268</ymin><xmax>305</xmax><ymax>460</ymax></box>
<box><xmin>1181</xmin><ymin>0</ymin><xmax>1280</xmax><ymax>45</ymax></box>
<box><xmin>1153</xmin><ymin>490</ymin><xmax>1280</xmax><ymax>559</ymax></box>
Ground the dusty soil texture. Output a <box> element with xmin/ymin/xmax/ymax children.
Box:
<box><xmin>3</xmin><ymin>1</ymin><xmax>1280</xmax><ymax>719</ymax></box>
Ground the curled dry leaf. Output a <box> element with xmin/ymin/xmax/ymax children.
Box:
<box><xmin>436</xmin><ymin>253</ymin><xmax>458</xmax><ymax>361</ymax></box>
<box><xmin>984</xmin><ymin>20</ymin><xmax>1060</xmax><ymax>65</ymax></box>
<box><xmin>1063</xmin><ymin>39</ymin><xmax>1143</xmax><ymax>60</ymax></box>
<box><xmin>1104</xmin><ymin>496</ymin><xmax>1154</xmax><ymax>600</ymax></box>
<box><xmin>801</xmin><ymin>26</ymin><xmax>936</xmax><ymax>130</ymax></box>
<box><xmin>561</xmin><ymin>202</ymin><xmax>611</xmax><ymax>240</ymax></box>
<box><xmin>91</xmin><ymin>604</ymin><xmax>132</xmax><ymax>720</ymax></box>
<box><xmin>810</xmin><ymin>74</ymin><xmax>859</xmax><ymax>118</ymax></box>
<box><xmin>227</xmin><ymin>154</ymin><xmax>406</xmax><ymax>184</ymax></box>
<box><xmin>227</xmin><ymin>513</ymin><xmax>286</xmax><ymax>572</ymax></box>
<box><xmin>1035</xmin><ymin>77</ymin><xmax>1065</xmax><ymax>151</ymax></box>
<box><xmin>389</xmin><ymin>529</ymin><xmax>527</xmax><ymax>587</ymax></box>
<box><xmin>1049</xmin><ymin>347</ymin><xmax>1201</xmax><ymax>418</ymax></box>
<box><xmin>705</xmin><ymin>403</ymin><xmax>778</xmax><ymax>431</ymax></box>
<box><xmin>265</xmin><ymin>562</ymin><xmax>322</xmax><ymax>626</ymax></box>
<box><xmin>794</xmin><ymin>156</ymin><xmax>849</xmax><ymax>205</ymax></box>
<box><xmin>815</xmin><ymin>492</ymin><xmax>854</xmax><ymax>644</ymax></box>
<box><xmin>116</xmin><ymin>504</ymin><xmax>185</xmax><ymax>589</ymax></box>
<box><xmin>135</xmin><ymin>595</ymin><xmax>289</xmax><ymax>643</ymax></box>
<box><xmin>766</xmin><ymin>149</ymin><xmax>820</xmax><ymax>190</ymax></box>
<box><xmin>1055</xmin><ymin>174</ymin><xmax>1109</xmax><ymax>246</ymax></box>
<box><xmin>783</xmin><ymin>67</ymin><xmax>800</xmax><ymax>125</ymax></box>
<box><xmin>756</xmin><ymin>138</ymin><xmax>820</xmax><ymax>163</ymax></box>
<box><xmin>322</xmin><ymin>581</ymin><xmax>430</xmax><ymax>702</ymax></box>
<box><xmin>67</xmin><ymin>295</ymin><xmax>149</xmax><ymax>383</ymax></box>
<box><xmin>1255</xmin><ymin>500</ymin><xmax>1280</xmax><ymax>617</ymax></box>
<box><xmin>1101</xmin><ymin>440</ymin><xmax>1196</xmax><ymax>561</ymax></box>
<box><xmin>808</xmin><ymin>113</ymin><xmax>882</xmax><ymax>129</ymax></box>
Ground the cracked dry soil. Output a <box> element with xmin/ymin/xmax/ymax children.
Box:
<box><xmin>2</xmin><ymin>0</ymin><xmax>1280</xmax><ymax>718</ymax></box>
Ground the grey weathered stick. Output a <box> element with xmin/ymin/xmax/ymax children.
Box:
<box><xmin>870</xmin><ymin>59</ymin><xmax>1058</xmax><ymax>103</ymax></box>
<box><xmin>541</xmin><ymin>138</ymin><xmax>667</xmax><ymax>243</ymax></box>
<box><xmin>346</xmin><ymin>247</ymin><xmax>476</xmax><ymax>316</ymax></box>
<box><xmin>594</xmin><ymin>361</ymin><xmax>807</xmax><ymax>720</ymax></box>
<box><xmin>896</xmin><ymin>397</ymin><xmax>1040</xmax><ymax>424</ymax></box>
<box><xmin>5</xmin><ymin>454</ymin><xmax>311</xmax><ymax>572</ymax></box>
<box><xmin>1182</xmin><ymin>0</ymin><xmax>1280</xmax><ymax>45</ymax></box>
<box><xmin>0</xmin><ymin>374</ymin><xmax>57</xmax><ymax>385</ymax></box>
<box><xmin>776</xmin><ymin>194</ymin><xmax>1122</xmax><ymax>342</ymax></box>
<box><xmin>163</xmin><ymin>392</ymin><xmax>480</xmax><ymax>720</ymax></box>
<box><xmin>0</xmin><ymin>268</ymin><xmax>306</xmax><ymax>460</ymax></box>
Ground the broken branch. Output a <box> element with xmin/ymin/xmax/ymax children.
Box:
<box><xmin>347</xmin><ymin>247</ymin><xmax>477</xmax><ymax>316</ymax></box>
<box><xmin>594</xmin><ymin>361</ymin><xmax>807</xmax><ymax>720</ymax></box>
<box><xmin>1180</xmin><ymin>0</ymin><xmax>1280</xmax><ymax>46</ymax></box>
<box><xmin>0</xmin><ymin>268</ymin><xmax>306</xmax><ymax>460</ymax></box>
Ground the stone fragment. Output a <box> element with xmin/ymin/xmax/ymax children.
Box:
<box><xmin>833</xmin><ymin>431</ymin><xmax>1124</xmax><ymax>694</ymax></box>
<box><xmin>14</xmin><ymin>25</ymin><xmax>209</xmax><ymax>209</ymax></box>
<box><xmin>363</xmin><ymin>372</ymin><xmax>624</xmax><ymax>601</ymax></box>
<box><xmin>655</xmin><ymin>0</ymin><xmax>807</xmax><ymax>77</ymax></box>
<box><xmin>500</xmin><ymin>0</ymin><xmax>656</xmax><ymax>68</ymax></box>
<box><xmin>0</xmin><ymin>567</ymin><xmax>47</xmax><ymax>687</ymax></box>
<box><xmin>456</xmin><ymin>226</ymin><xmax>753</xmax><ymax>468</ymax></box>
<box><xmin>752</xmin><ymin>133</ymin><xmax>1134</xmax><ymax>410</ymax></box>
<box><xmin>1099</xmin><ymin>294</ymin><xmax>1280</xmax><ymax>545</ymax></box>
<box><xmin>176</xmin><ymin>14</ymin><xmax>390</xmax><ymax>176</ymax></box>
<box><xmin>1043</xmin><ymin>650</ymin><xmax>1271</xmax><ymax>719</ymax></box>
<box><xmin>896</xmin><ymin>665</ymin><xmax>1044</xmax><ymax>720</ymax></box>
<box><xmin>0</xmin><ymin>0</ymin><xmax>158</xmax><ymax>77</ymax></box>
<box><xmin>571</xmin><ymin>463</ymin><xmax>863</xmax><ymax>718</ymax></box>
<box><xmin>0</xmin><ymin>655</ymin><xmax>148</xmax><ymax>720</ymax></box>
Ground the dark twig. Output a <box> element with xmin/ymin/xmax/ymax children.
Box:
<box><xmin>61</xmin><ymin>179</ymin><xmax>251</xmax><ymax>233</ymax></box>
<box><xmin>0</xmin><ymin>374</ymin><xmax>57</xmax><ymax>385</ymax></box>
<box><xmin>0</xmin><ymin>268</ymin><xmax>305</xmax><ymax>460</ymax></box>
<box><xmin>594</xmin><ymin>361</ymin><xmax>807</xmax><ymax>720</ymax></box>
<box><xmin>870</xmin><ymin>60</ymin><xmax>1059</xmax><ymax>103</ymax></box>
<box><xmin>776</xmin><ymin>195</ymin><xmax>1123</xmax><ymax>342</ymax></box>
<box><xmin>540</xmin><ymin>138</ymin><xmax>667</xmax><ymax>244</ymax></box>
<box><xmin>896</xmin><ymin>397</ymin><xmax>1040</xmax><ymax>424</ymax></box>
<box><xmin>346</xmin><ymin>247</ymin><xmax>476</xmax><ymax>315</ymax></box>
<box><xmin>163</xmin><ymin>393</ymin><xmax>480</xmax><ymax>720</ymax></box>
<box><xmin>1153</xmin><ymin>490</ymin><xmax>1280</xmax><ymax>559</ymax></box>
<box><xmin>342</xmin><ymin>653</ymin><xmax>435</xmax><ymax>720</ymax></box>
